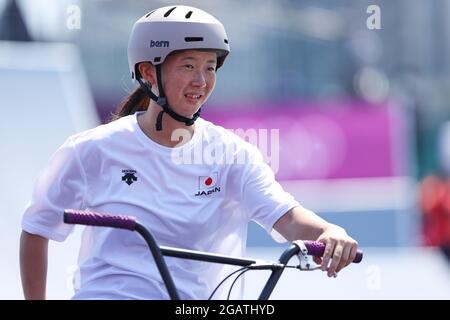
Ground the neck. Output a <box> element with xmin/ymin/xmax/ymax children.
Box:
<box><xmin>137</xmin><ymin>103</ymin><xmax>196</xmax><ymax>148</ymax></box>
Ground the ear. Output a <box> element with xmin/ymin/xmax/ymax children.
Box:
<box><xmin>138</xmin><ymin>62</ymin><xmax>157</xmax><ymax>86</ymax></box>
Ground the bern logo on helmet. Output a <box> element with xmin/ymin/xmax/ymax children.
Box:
<box><xmin>150</xmin><ymin>40</ymin><xmax>169</xmax><ymax>48</ymax></box>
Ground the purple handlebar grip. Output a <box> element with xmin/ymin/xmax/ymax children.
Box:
<box><xmin>64</xmin><ymin>209</ymin><xmax>137</xmax><ymax>231</ymax></box>
<box><xmin>303</xmin><ymin>240</ymin><xmax>363</xmax><ymax>263</ymax></box>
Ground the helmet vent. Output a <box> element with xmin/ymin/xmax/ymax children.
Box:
<box><xmin>145</xmin><ymin>10</ymin><xmax>155</xmax><ymax>18</ymax></box>
<box><xmin>164</xmin><ymin>7</ymin><xmax>177</xmax><ymax>17</ymax></box>
<box><xmin>185</xmin><ymin>37</ymin><xmax>203</xmax><ymax>42</ymax></box>
<box><xmin>185</xmin><ymin>11</ymin><xmax>193</xmax><ymax>19</ymax></box>
<box><xmin>224</xmin><ymin>39</ymin><xmax>229</xmax><ymax>44</ymax></box>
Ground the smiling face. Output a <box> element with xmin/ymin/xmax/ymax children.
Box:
<box><xmin>158</xmin><ymin>50</ymin><xmax>217</xmax><ymax>118</ymax></box>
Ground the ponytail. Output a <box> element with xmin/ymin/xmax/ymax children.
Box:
<box><xmin>110</xmin><ymin>86</ymin><xmax>150</xmax><ymax>122</ymax></box>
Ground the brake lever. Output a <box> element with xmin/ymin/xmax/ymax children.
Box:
<box><xmin>293</xmin><ymin>240</ymin><xmax>321</xmax><ymax>271</ymax></box>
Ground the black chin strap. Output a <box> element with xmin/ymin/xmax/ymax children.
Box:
<box><xmin>137</xmin><ymin>64</ymin><xmax>201</xmax><ymax>131</ymax></box>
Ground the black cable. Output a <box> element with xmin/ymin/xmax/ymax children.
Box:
<box><xmin>208</xmin><ymin>266</ymin><xmax>250</xmax><ymax>300</ymax></box>
<box><xmin>208</xmin><ymin>264</ymin><xmax>296</xmax><ymax>300</ymax></box>
<box><xmin>227</xmin><ymin>268</ymin><xmax>252</xmax><ymax>300</ymax></box>
<box><xmin>225</xmin><ymin>265</ymin><xmax>294</xmax><ymax>300</ymax></box>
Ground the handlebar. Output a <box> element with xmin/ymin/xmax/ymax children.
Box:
<box><xmin>301</xmin><ymin>240</ymin><xmax>363</xmax><ymax>263</ymax></box>
<box><xmin>64</xmin><ymin>209</ymin><xmax>180</xmax><ymax>300</ymax></box>
<box><xmin>64</xmin><ymin>209</ymin><xmax>137</xmax><ymax>230</ymax></box>
<box><xmin>64</xmin><ymin>209</ymin><xmax>364</xmax><ymax>300</ymax></box>
<box><xmin>258</xmin><ymin>240</ymin><xmax>363</xmax><ymax>299</ymax></box>
<box><xmin>63</xmin><ymin>209</ymin><xmax>363</xmax><ymax>262</ymax></box>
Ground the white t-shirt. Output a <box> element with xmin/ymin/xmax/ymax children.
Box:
<box><xmin>22</xmin><ymin>112</ymin><xmax>300</xmax><ymax>300</ymax></box>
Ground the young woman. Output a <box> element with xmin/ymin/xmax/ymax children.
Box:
<box><xmin>20</xmin><ymin>5</ymin><xmax>358</xmax><ymax>300</ymax></box>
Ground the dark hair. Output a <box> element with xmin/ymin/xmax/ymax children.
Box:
<box><xmin>110</xmin><ymin>86</ymin><xmax>150</xmax><ymax>122</ymax></box>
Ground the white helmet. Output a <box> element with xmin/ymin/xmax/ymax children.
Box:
<box><xmin>128</xmin><ymin>5</ymin><xmax>230</xmax><ymax>82</ymax></box>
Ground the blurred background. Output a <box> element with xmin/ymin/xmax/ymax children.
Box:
<box><xmin>1</xmin><ymin>0</ymin><xmax>449</xmax><ymax>299</ymax></box>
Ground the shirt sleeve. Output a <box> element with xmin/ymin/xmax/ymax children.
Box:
<box><xmin>240</xmin><ymin>145</ymin><xmax>300</xmax><ymax>242</ymax></box>
<box><xmin>21</xmin><ymin>137</ymin><xmax>87</xmax><ymax>241</ymax></box>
